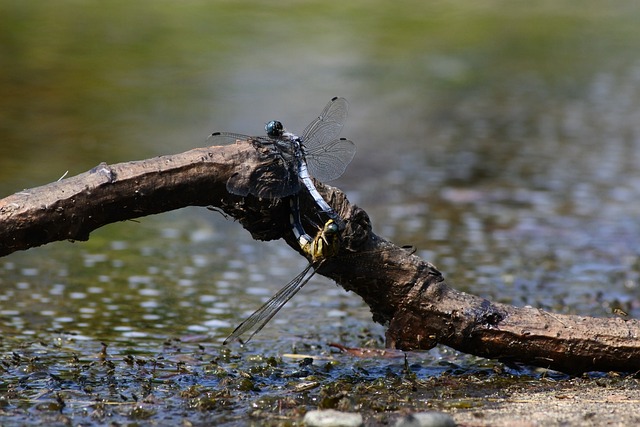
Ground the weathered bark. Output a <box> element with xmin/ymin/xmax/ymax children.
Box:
<box><xmin>1</xmin><ymin>141</ymin><xmax>639</xmax><ymax>374</ymax></box>
<box><xmin>0</xmin><ymin>143</ymin><xmax>292</xmax><ymax>255</ymax></box>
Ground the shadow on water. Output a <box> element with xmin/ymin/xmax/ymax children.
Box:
<box><xmin>2</xmin><ymin>0</ymin><xmax>640</xmax><ymax>424</ymax></box>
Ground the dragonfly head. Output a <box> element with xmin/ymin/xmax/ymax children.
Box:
<box><xmin>265</xmin><ymin>120</ymin><xmax>284</xmax><ymax>138</ymax></box>
<box><xmin>313</xmin><ymin>219</ymin><xmax>341</xmax><ymax>261</ymax></box>
<box><xmin>323</xmin><ymin>219</ymin><xmax>339</xmax><ymax>236</ymax></box>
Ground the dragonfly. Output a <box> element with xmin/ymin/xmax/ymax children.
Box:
<box><xmin>209</xmin><ymin>97</ymin><xmax>356</xmax><ymax>224</ymax></box>
<box><xmin>223</xmin><ymin>213</ymin><xmax>340</xmax><ymax>344</ymax></box>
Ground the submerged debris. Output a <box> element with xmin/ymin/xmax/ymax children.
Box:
<box><xmin>394</xmin><ymin>412</ymin><xmax>456</xmax><ymax>427</ymax></box>
<box><xmin>304</xmin><ymin>409</ymin><xmax>363</xmax><ymax>427</ymax></box>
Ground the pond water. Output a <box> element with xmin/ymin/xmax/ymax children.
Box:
<box><xmin>1</xmin><ymin>1</ymin><xmax>640</xmax><ymax>425</ymax></box>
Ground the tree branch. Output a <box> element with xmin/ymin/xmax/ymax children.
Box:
<box><xmin>1</xmin><ymin>141</ymin><xmax>639</xmax><ymax>374</ymax></box>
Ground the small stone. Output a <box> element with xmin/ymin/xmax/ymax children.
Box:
<box><xmin>394</xmin><ymin>412</ymin><xmax>456</xmax><ymax>427</ymax></box>
<box><xmin>303</xmin><ymin>409</ymin><xmax>364</xmax><ymax>427</ymax></box>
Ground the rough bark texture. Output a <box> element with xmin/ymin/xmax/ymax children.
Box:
<box><xmin>1</xmin><ymin>141</ymin><xmax>639</xmax><ymax>374</ymax></box>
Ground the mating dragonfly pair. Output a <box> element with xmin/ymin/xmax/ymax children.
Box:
<box><xmin>209</xmin><ymin>97</ymin><xmax>356</xmax><ymax>343</ymax></box>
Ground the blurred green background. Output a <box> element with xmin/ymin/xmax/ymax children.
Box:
<box><xmin>3</xmin><ymin>1</ymin><xmax>638</xmax><ymax>195</ymax></box>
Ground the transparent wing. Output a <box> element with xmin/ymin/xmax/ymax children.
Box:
<box><xmin>209</xmin><ymin>132</ymin><xmax>300</xmax><ymax>198</ymax></box>
<box><xmin>226</xmin><ymin>161</ymin><xmax>300</xmax><ymax>198</ymax></box>
<box><xmin>306</xmin><ymin>138</ymin><xmax>356</xmax><ymax>182</ymax></box>
<box><xmin>301</xmin><ymin>97</ymin><xmax>349</xmax><ymax>151</ymax></box>
<box><xmin>223</xmin><ymin>263</ymin><xmax>318</xmax><ymax>344</ymax></box>
<box><xmin>207</xmin><ymin>131</ymin><xmax>254</xmax><ymax>146</ymax></box>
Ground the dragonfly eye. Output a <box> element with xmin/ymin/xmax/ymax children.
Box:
<box><xmin>265</xmin><ymin>120</ymin><xmax>284</xmax><ymax>138</ymax></box>
<box><xmin>325</xmin><ymin>222</ymin><xmax>339</xmax><ymax>235</ymax></box>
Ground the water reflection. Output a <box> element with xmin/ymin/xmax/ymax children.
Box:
<box><xmin>0</xmin><ymin>211</ymin><xmax>368</xmax><ymax>350</ymax></box>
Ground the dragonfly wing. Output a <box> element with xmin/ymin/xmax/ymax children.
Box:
<box><xmin>223</xmin><ymin>263</ymin><xmax>317</xmax><ymax>344</ymax></box>
<box><xmin>306</xmin><ymin>138</ymin><xmax>356</xmax><ymax>182</ymax></box>
<box><xmin>209</xmin><ymin>132</ymin><xmax>254</xmax><ymax>196</ymax></box>
<box><xmin>209</xmin><ymin>132</ymin><xmax>300</xmax><ymax>198</ymax></box>
<box><xmin>207</xmin><ymin>132</ymin><xmax>254</xmax><ymax>146</ymax></box>
<box><xmin>301</xmin><ymin>97</ymin><xmax>349</xmax><ymax>150</ymax></box>
<box><xmin>226</xmin><ymin>162</ymin><xmax>300</xmax><ymax>198</ymax></box>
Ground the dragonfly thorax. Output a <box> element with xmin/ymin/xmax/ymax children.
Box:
<box><xmin>265</xmin><ymin>120</ymin><xmax>305</xmax><ymax>161</ymax></box>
